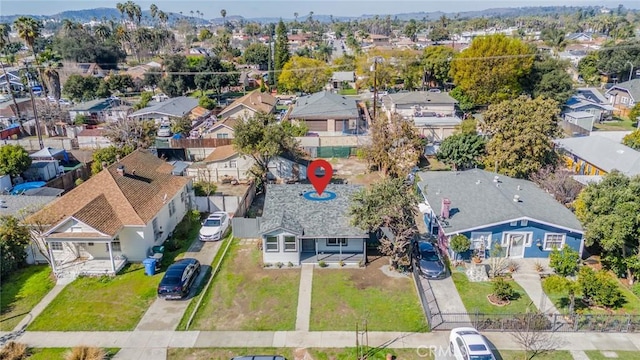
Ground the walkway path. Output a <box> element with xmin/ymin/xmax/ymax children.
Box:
<box><xmin>12</xmin><ymin>277</ymin><xmax>73</xmax><ymax>332</ymax></box>
<box><xmin>512</xmin><ymin>271</ymin><xmax>561</xmax><ymax>314</ymax></box>
<box><xmin>295</xmin><ymin>264</ymin><xmax>314</xmax><ymax>331</ymax></box>
<box><xmin>135</xmin><ymin>240</ymin><xmax>223</xmax><ymax>331</ymax></box>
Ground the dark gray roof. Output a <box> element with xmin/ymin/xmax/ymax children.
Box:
<box><xmin>129</xmin><ymin>97</ymin><xmax>198</xmax><ymax>118</ymax></box>
<box><xmin>607</xmin><ymin>79</ymin><xmax>640</xmax><ymax>102</ymax></box>
<box><xmin>70</xmin><ymin>98</ymin><xmax>128</xmax><ymax>112</ymax></box>
<box><xmin>290</xmin><ymin>91</ymin><xmax>359</xmax><ymax>120</ymax></box>
<box><xmin>383</xmin><ymin>91</ymin><xmax>458</xmax><ymax>107</ymax></box>
<box><xmin>554</xmin><ymin>136</ymin><xmax>640</xmax><ymax>176</ymax></box>
<box><xmin>259</xmin><ymin>184</ymin><xmax>367</xmax><ymax>238</ymax></box>
<box><xmin>417</xmin><ymin>170</ymin><xmax>583</xmax><ymax>234</ymax></box>
<box><xmin>0</xmin><ymin>194</ymin><xmax>58</xmax><ymax>217</ymax></box>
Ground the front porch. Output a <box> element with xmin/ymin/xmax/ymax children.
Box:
<box><xmin>300</xmin><ymin>252</ymin><xmax>364</xmax><ymax>264</ymax></box>
<box><xmin>54</xmin><ymin>256</ymin><xmax>128</xmax><ymax>279</ymax></box>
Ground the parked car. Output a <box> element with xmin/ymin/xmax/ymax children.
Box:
<box><xmin>199</xmin><ymin>211</ymin><xmax>230</xmax><ymax>241</ymax></box>
<box><xmin>449</xmin><ymin>327</ymin><xmax>496</xmax><ymax>360</ymax></box>
<box><xmin>157</xmin><ymin>123</ymin><xmax>172</xmax><ymax>137</ymax></box>
<box><xmin>157</xmin><ymin>258</ymin><xmax>201</xmax><ymax>300</ymax></box>
<box><xmin>230</xmin><ymin>356</ymin><xmax>286</xmax><ymax>360</ymax></box>
<box><xmin>415</xmin><ymin>240</ymin><xmax>446</xmax><ymax>279</ymax></box>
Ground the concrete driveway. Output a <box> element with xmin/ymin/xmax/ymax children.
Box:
<box><xmin>134</xmin><ymin>240</ymin><xmax>223</xmax><ymax>331</ymax></box>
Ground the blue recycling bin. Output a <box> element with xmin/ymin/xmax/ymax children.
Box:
<box><xmin>142</xmin><ymin>258</ymin><xmax>157</xmax><ymax>276</ymax></box>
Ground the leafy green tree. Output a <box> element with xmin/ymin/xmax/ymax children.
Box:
<box><xmin>106</xmin><ymin>74</ymin><xmax>135</xmax><ymax>94</ymax></box>
<box><xmin>450</xmin><ymin>34</ymin><xmax>535</xmax><ymax>105</ymax></box>
<box><xmin>481</xmin><ymin>95</ymin><xmax>561</xmax><ymax>178</ymax></box>
<box><xmin>429</xmin><ymin>26</ymin><xmax>450</xmax><ymax>43</ymax></box>
<box><xmin>281</xmin><ymin>120</ymin><xmax>308</xmax><ymax>137</ymax></box>
<box><xmin>522</xmin><ymin>57</ymin><xmax>574</xmax><ymax>105</ymax></box>
<box><xmin>90</xmin><ymin>146</ymin><xmax>134</xmax><ymax>174</ymax></box>
<box><xmin>574</xmin><ymin>171</ymin><xmax>640</xmax><ymax>283</ymax></box>
<box><xmin>549</xmin><ymin>246</ymin><xmax>580</xmax><ymax>277</ymax></box>
<box><xmin>51</xmin><ymin>25</ymin><xmax>125</xmax><ymax>69</ymax></box>
<box><xmin>278</xmin><ymin>56</ymin><xmax>331</xmax><ymax>93</ymax></box>
<box><xmin>622</xmin><ymin>129</ymin><xmax>640</xmax><ymax>150</ymax></box>
<box><xmin>62</xmin><ymin>74</ymin><xmax>105</xmax><ymax>102</ymax></box>
<box><xmin>577</xmin><ymin>52</ymin><xmax>600</xmax><ymax>85</ymax></box>
<box><xmin>349</xmin><ymin>177</ymin><xmax>419</xmax><ymax>270</ymax></box>
<box><xmin>242</xmin><ymin>42</ymin><xmax>270</xmax><ymax>70</ymax></box>
<box><xmin>198</xmin><ymin>28</ymin><xmax>212</xmax><ymax>41</ymax></box>
<box><xmin>422</xmin><ymin>45</ymin><xmax>455</xmax><ymax>88</ymax></box>
<box><xmin>133</xmin><ymin>91</ymin><xmax>153</xmax><ymax>111</ymax></box>
<box><xmin>74</xmin><ymin>114</ymin><xmax>88</xmax><ymax>125</ymax></box>
<box><xmin>274</xmin><ymin>20</ymin><xmax>290</xmax><ymax>74</ymax></box>
<box><xmin>628</xmin><ymin>103</ymin><xmax>640</xmax><ymax>125</ymax></box>
<box><xmin>449</xmin><ymin>87</ymin><xmax>475</xmax><ymax>112</ymax></box>
<box><xmin>577</xmin><ymin>267</ymin><xmax>625</xmax><ymax>309</ymax></box>
<box><xmin>436</xmin><ymin>133</ymin><xmax>486</xmax><ymax>170</ymax></box>
<box><xmin>0</xmin><ymin>144</ymin><xmax>31</xmax><ymax>177</ymax></box>
<box><xmin>492</xmin><ymin>277</ymin><xmax>515</xmax><ymax>301</ymax></box>
<box><xmin>232</xmin><ymin>112</ymin><xmax>301</xmax><ymax>181</ymax></box>
<box><xmin>450</xmin><ymin>234</ymin><xmax>471</xmax><ymax>262</ymax></box>
<box><xmin>198</xmin><ymin>96</ymin><xmax>216</xmax><ymax>110</ymax></box>
<box><xmin>169</xmin><ymin>115</ymin><xmax>192</xmax><ymax>135</ymax></box>
<box><xmin>403</xmin><ymin>19</ymin><xmax>420</xmax><ymax>42</ymax></box>
<box><xmin>0</xmin><ymin>215</ymin><xmax>32</xmax><ymax>278</ymax></box>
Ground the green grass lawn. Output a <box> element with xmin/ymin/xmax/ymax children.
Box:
<box><xmin>168</xmin><ymin>348</ymin><xmax>431</xmax><ymax>360</ymax></box>
<box><xmin>310</xmin><ymin>258</ymin><xmax>427</xmax><ymax>332</ymax></box>
<box><xmin>338</xmin><ymin>88</ymin><xmax>358</xmax><ymax>95</ymax></box>
<box><xmin>593</xmin><ymin>117</ymin><xmax>637</xmax><ymax>131</ymax></box>
<box><xmin>498</xmin><ymin>350</ymin><xmax>574</xmax><ymax>360</ymax></box>
<box><xmin>28</xmin><ymin>348</ymin><xmax>119</xmax><ymax>360</ymax></box>
<box><xmin>451</xmin><ymin>271</ymin><xmax>536</xmax><ymax>314</ymax></box>
<box><xmin>543</xmin><ymin>277</ymin><xmax>640</xmax><ymax>315</ymax></box>
<box><xmin>1</xmin><ymin>265</ymin><xmax>55</xmax><ymax>331</ymax></box>
<box><xmin>585</xmin><ymin>350</ymin><xmax>640</xmax><ymax>360</ymax></box>
<box><xmin>189</xmin><ymin>239</ymin><xmax>300</xmax><ymax>330</ymax></box>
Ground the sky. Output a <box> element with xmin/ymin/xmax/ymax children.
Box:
<box><xmin>2</xmin><ymin>0</ymin><xmax>640</xmax><ymax>18</ymax></box>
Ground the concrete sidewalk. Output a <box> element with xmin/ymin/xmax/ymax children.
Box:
<box><xmin>295</xmin><ymin>264</ymin><xmax>314</xmax><ymax>331</ymax></box>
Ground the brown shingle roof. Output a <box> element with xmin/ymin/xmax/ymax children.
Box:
<box><xmin>218</xmin><ymin>91</ymin><xmax>276</xmax><ymax>117</ymax></box>
<box><xmin>212</xmin><ymin>117</ymin><xmax>239</xmax><ymax>131</ymax></box>
<box><xmin>27</xmin><ymin>150</ymin><xmax>189</xmax><ymax>237</ymax></box>
<box><xmin>204</xmin><ymin>145</ymin><xmax>238</xmax><ymax>162</ymax></box>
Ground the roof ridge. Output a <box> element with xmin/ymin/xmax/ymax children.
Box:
<box><xmin>104</xmin><ymin>163</ymin><xmax>145</xmax><ymax>225</ymax></box>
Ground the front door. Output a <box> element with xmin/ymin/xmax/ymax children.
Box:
<box><xmin>301</xmin><ymin>239</ymin><xmax>315</xmax><ymax>252</ymax></box>
<box><xmin>507</xmin><ymin>234</ymin><xmax>525</xmax><ymax>258</ymax></box>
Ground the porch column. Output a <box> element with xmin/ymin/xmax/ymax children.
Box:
<box><xmin>107</xmin><ymin>242</ymin><xmax>116</xmax><ymax>274</ymax></box>
<box><xmin>339</xmin><ymin>241</ymin><xmax>342</xmax><ymax>261</ymax></box>
<box><xmin>315</xmin><ymin>239</ymin><xmax>318</xmax><ymax>260</ymax></box>
<box><xmin>47</xmin><ymin>241</ymin><xmax>57</xmax><ymax>274</ymax></box>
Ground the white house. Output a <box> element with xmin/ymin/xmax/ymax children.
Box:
<box><xmin>26</xmin><ymin>150</ymin><xmax>192</xmax><ymax>278</ymax></box>
<box><xmin>68</xmin><ymin>98</ymin><xmax>132</xmax><ymax>124</ymax></box>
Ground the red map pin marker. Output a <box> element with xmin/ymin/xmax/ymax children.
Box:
<box><xmin>307</xmin><ymin>159</ymin><xmax>333</xmax><ymax>196</ymax></box>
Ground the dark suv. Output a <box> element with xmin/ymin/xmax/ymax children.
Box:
<box><xmin>415</xmin><ymin>241</ymin><xmax>447</xmax><ymax>279</ymax></box>
<box><xmin>157</xmin><ymin>258</ymin><xmax>201</xmax><ymax>300</ymax></box>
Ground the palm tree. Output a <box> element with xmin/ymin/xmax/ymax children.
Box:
<box><xmin>37</xmin><ymin>49</ymin><xmax>62</xmax><ymax>101</ymax></box>
<box><xmin>94</xmin><ymin>24</ymin><xmax>111</xmax><ymax>42</ymax></box>
<box><xmin>116</xmin><ymin>2</ymin><xmax>126</xmax><ymax>21</ymax></box>
<box><xmin>150</xmin><ymin>3</ymin><xmax>158</xmax><ymax>21</ymax></box>
<box><xmin>158</xmin><ymin>11</ymin><xmax>168</xmax><ymax>27</ymax></box>
<box><xmin>123</xmin><ymin>1</ymin><xmax>141</xmax><ymax>25</ymax></box>
<box><xmin>221</xmin><ymin>9</ymin><xmax>227</xmax><ymax>26</ymax></box>
<box><xmin>0</xmin><ymin>23</ymin><xmax>21</xmax><ymax>119</ymax></box>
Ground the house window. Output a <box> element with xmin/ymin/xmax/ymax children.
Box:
<box><xmin>266</xmin><ymin>236</ymin><xmax>278</xmax><ymax>252</ymax></box>
<box><xmin>543</xmin><ymin>233</ymin><xmax>566</xmax><ymax>251</ymax></box>
<box><xmin>50</xmin><ymin>242</ymin><xmax>63</xmax><ymax>251</ymax></box>
<box><xmin>621</xmin><ymin>97</ymin><xmax>628</xmax><ymax>104</ymax></box>
<box><xmin>229</xmin><ymin>160</ymin><xmax>237</xmax><ymax>168</ymax></box>
<box><xmin>510</xmin><ymin>221</ymin><xmax>518</xmax><ymax>226</ymax></box>
<box><xmin>327</xmin><ymin>238</ymin><xmax>347</xmax><ymax>246</ymax></box>
<box><xmin>88</xmin><ymin>242</ymin><xmax>94</xmax><ymax>246</ymax></box>
<box><xmin>521</xmin><ymin>220</ymin><xmax>528</xmax><ymax>226</ymax></box>
<box><xmin>108</xmin><ymin>241</ymin><xmax>122</xmax><ymax>252</ymax></box>
<box><xmin>217</xmin><ymin>133</ymin><xmax>229</xmax><ymax>139</ymax></box>
<box><xmin>152</xmin><ymin>218</ymin><xmax>161</xmax><ymax>240</ymax></box>
<box><xmin>169</xmin><ymin>199</ymin><xmax>176</xmax><ymax>216</ymax></box>
<box><xmin>284</xmin><ymin>236</ymin><xmax>297</xmax><ymax>252</ymax></box>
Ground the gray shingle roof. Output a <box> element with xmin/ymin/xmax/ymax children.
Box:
<box><xmin>383</xmin><ymin>91</ymin><xmax>458</xmax><ymax>107</ymax></box>
<box><xmin>259</xmin><ymin>184</ymin><xmax>367</xmax><ymax>238</ymax></box>
<box><xmin>290</xmin><ymin>91</ymin><xmax>359</xmax><ymax>120</ymax></box>
<box><xmin>0</xmin><ymin>194</ymin><xmax>58</xmax><ymax>217</ymax></box>
<box><xmin>417</xmin><ymin>170</ymin><xmax>583</xmax><ymax>234</ymax></box>
<box><xmin>607</xmin><ymin>79</ymin><xmax>640</xmax><ymax>102</ymax></box>
<box><xmin>554</xmin><ymin>136</ymin><xmax>640</xmax><ymax>176</ymax></box>
<box><xmin>129</xmin><ymin>97</ymin><xmax>198</xmax><ymax>118</ymax></box>
<box><xmin>70</xmin><ymin>98</ymin><xmax>128</xmax><ymax>112</ymax></box>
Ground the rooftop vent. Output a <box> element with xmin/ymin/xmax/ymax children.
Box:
<box><xmin>513</xmin><ymin>194</ymin><xmax>521</xmax><ymax>202</ymax></box>
<box><xmin>476</xmin><ymin>180</ymin><xmax>481</xmax><ymax>185</ymax></box>
<box><xmin>116</xmin><ymin>165</ymin><xmax>125</xmax><ymax>176</ymax></box>
<box><xmin>517</xmin><ymin>185</ymin><xmax>521</xmax><ymax>191</ymax></box>
<box><xmin>493</xmin><ymin>176</ymin><xmax>499</xmax><ymax>183</ymax></box>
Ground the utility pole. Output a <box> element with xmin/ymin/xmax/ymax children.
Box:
<box><xmin>371</xmin><ymin>60</ymin><xmax>378</xmax><ymax>121</ymax></box>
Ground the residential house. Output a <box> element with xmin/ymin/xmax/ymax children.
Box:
<box><xmin>605</xmin><ymin>79</ymin><xmax>640</xmax><ymax>117</ymax></box>
<box><xmin>329</xmin><ymin>71</ymin><xmax>356</xmax><ymax>91</ymax></box>
<box><xmin>417</xmin><ymin>170</ymin><xmax>584</xmax><ymax>260</ymax></box>
<box><xmin>217</xmin><ymin>91</ymin><xmax>277</xmax><ymax>120</ymax></box>
<box><xmin>257</xmin><ymin>184</ymin><xmax>369</xmax><ymax>265</ymax></box>
<box><xmin>413</xmin><ymin>116</ymin><xmax>462</xmax><ymax>142</ymax></box>
<box><xmin>128</xmin><ymin>96</ymin><xmax>201</xmax><ymax>123</ymax></box>
<box><xmin>0</xmin><ymin>97</ymin><xmax>33</xmax><ymax>118</ymax></box>
<box><xmin>0</xmin><ymin>68</ymin><xmax>40</xmax><ymax>93</ymax></box>
<box><xmin>554</xmin><ymin>134</ymin><xmax>640</xmax><ymax>177</ymax></box>
<box><xmin>125</xmin><ymin>61</ymin><xmax>162</xmax><ymax>82</ymax></box>
<box><xmin>26</xmin><ymin>150</ymin><xmax>192</xmax><ymax>277</ymax></box>
<box><xmin>289</xmin><ymin>91</ymin><xmax>364</xmax><ymax>135</ymax></box>
<box><xmin>368</xmin><ymin>34</ymin><xmax>390</xmax><ymax>46</ymax></box>
<box><xmin>68</xmin><ymin>98</ymin><xmax>132</xmax><ymax>124</ymax></box>
<box><xmin>58</xmin><ymin>62</ymin><xmax>106</xmax><ymax>84</ymax></box>
<box><xmin>558</xmin><ymin>49</ymin><xmax>589</xmax><ymax>67</ymax></box>
<box><xmin>205</xmin><ymin>118</ymin><xmax>238</xmax><ymax>139</ymax></box>
<box><xmin>565</xmin><ymin>32</ymin><xmax>594</xmax><ymax>42</ymax></box>
<box><xmin>563</xmin><ymin>111</ymin><xmax>595</xmax><ymax>132</ymax></box>
<box><xmin>563</xmin><ymin>87</ymin><xmax>614</xmax><ymax>124</ymax></box>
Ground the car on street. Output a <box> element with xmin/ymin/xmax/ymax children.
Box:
<box><xmin>415</xmin><ymin>240</ymin><xmax>447</xmax><ymax>279</ymax></box>
<box><xmin>199</xmin><ymin>211</ymin><xmax>230</xmax><ymax>241</ymax></box>
<box><xmin>449</xmin><ymin>327</ymin><xmax>496</xmax><ymax>360</ymax></box>
<box><xmin>157</xmin><ymin>258</ymin><xmax>201</xmax><ymax>300</ymax></box>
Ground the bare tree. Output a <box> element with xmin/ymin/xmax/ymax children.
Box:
<box><xmin>103</xmin><ymin>117</ymin><xmax>157</xmax><ymax>149</ymax></box>
<box><xmin>35</xmin><ymin>100</ymin><xmax>70</xmax><ymax>136</ymax></box>
<box><xmin>17</xmin><ymin>205</ymin><xmax>54</xmax><ymax>266</ymax></box>
<box><xmin>511</xmin><ymin>313</ymin><xmax>562</xmax><ymax>360</ymax></box>
<box><xmin>530</xmin><ymin>166</ymin><xmax>583</xmax><ymax>206</ymax></box>
<box><xmin>487</xmin><ymin>243</ymin><xmax>510</xmax><ymax>278</ymax></box>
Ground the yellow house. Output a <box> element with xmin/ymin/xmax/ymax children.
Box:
<box><xmin>554</xmin><ymin>134</ymin><xmax>640</xmax><ymax>177</ymax></box>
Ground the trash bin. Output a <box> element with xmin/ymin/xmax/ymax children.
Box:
<box><xmin>142</xmin><ymin>258</ymin><xmax>157</xmax><ymax>276</ymax></box>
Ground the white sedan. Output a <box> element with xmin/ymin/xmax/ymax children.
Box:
<box><xmin>449</xmin><ymin>327</ymin><xmax>496</xmax><ymax>360</ymax></box>
<box><xmin>199</xmin><ymin>212</ymin><xmax>230</xmax><ymax>241</ymax></box>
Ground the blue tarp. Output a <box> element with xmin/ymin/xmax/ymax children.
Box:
<box><xmin>172</xmin><ymin>133</ymin><xmax>183</xmax><ymax>139</ymax></box>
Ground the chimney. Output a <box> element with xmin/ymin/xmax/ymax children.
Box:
<box><xmin>441</xmin><ymin>198</ymin><xmax>451</xmax><ymax>219</ymax></box>
<box><xmin>117</xmin><ymin>165</ymin><xmax>126</xmax><ymax>176</ymax></box>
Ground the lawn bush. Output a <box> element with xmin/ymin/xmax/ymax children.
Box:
<box><xmin>577</xmin><ymin>267</ymin><xmax>625</xmax><ymax>309</ymax></box>
<box><xmin>549</xmin><ymin>245</ymin><xmax>579</xmax><ymax>277</ymax></box>
<box><xmin>0</xmin><ymin>341</ymin><xmax>27</xmax><ymax>360</ymax></box>
<box><xmin>450</xmin><ymin>234</ymin><xmax>471</xmax><ymax>261</ymax></box>
<box><xmin>64</xmin><ymin>346</ymin><xmax>105</xmax><ymax>360</ymax></box>
<box><xmin>492</xmin><ymin>277</ymin><xmax>515</xmax><ymax>301</ymax></box>
<box><xmin>632</xmin><ymin>283</ymin><xmax>640</xmax><ymax>298</ymax></box>
<box><xmin>542</xmin><ymin>275</ymin><xmax>571</xmax><ymax>293</ymax></box>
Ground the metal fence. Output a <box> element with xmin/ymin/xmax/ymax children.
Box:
<box><xmin>412</xmin><ymin>266</ymin><xmax>434</xmax><ymax>329</ymax></box>
<box><xmin>433</xmin><ymin>312</ymin><xmax>640</xmax><ymax>333</ymax></box>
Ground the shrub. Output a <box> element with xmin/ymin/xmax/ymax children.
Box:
<box><xmin>287</xmin><ymin>261</ymin><xmax>294</xmax><ymax>267</ymax></box>
<box><xmin>74</xmin><ymin>114</ymin><xmax>89</xmax><ymax>126</ymax></box>
<box><xmin>534</xmin><ymin>261</ymin><xmax>545</xmax><ymax>272</ymax></box>
<box><xmin>632</xmin><ymin>283</ymin><xmax>640</xmax><ymax>298</ymax></box>
<box><xmin>0</xmin><ymin>341</ymin><xmax>27</xmax><ymax>360</ymax></box>
<box><xmin>193</xmin><ymin>181</ymin><xmax>217</xmax><ymax>197</ymax></box>
<box><xmin>542</xmin><ymin>275</ymin><xmax>571</xmax><ymax>294</ymax></box>
<box><xmin>276</xmin><ymin>262</ymin><xmax>284</xmax><ymax>268</ymax></box>
<box><xmin>492</xmin><ymin>277</ymin><xmax>515</xmax><ymax>301</ymax></box>
<box><xmin>318</xmin><ymin>261</ymin><xmax>328</xmax><ymax>268</ymax></box>
<box><xmin>199</xmin><ymin>96</ymin><xmax>216</xmax><ymax>110</ymax></box>
<box><xmin>64</xmin><ymin>346</ymin><xmax>106</xmax><ymax>360</ymax></box>
<box><xmin>577</xmin><ymin>267</ymin><xmax>625</xmax><ymax>309</ymax></box>
<box><xmin>549</xmin><ymin>245</ymin><xmax>580</xmax><ymax>277</ymax></box>
<box><xmin>75</xmin><ymin>178</ymin><xmax>85</xmax><ymax>186</ymax></box>
<box><xmin>450</xmin><ymin>234</ymin><xmax>471</xmax><ymax>261</ymax></box>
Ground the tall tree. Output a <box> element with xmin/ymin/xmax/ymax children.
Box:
<box><xmin>422</xmin><ymin>45</ymin><xmax>456</xmax><ymax>88</ymax></box>
<box><xmin>277</xmin><ymin>56</ymin><xmax>331</xmax><ymax>93</ymax></box>
<box><xmin>436</xmin><ymin>132</ymin><xmax>486</xmax><ymax>170</ymax></box>
<box><xmin>103</xmin><ymin>118</ymin><xmax>156</xmax><ymax>150</ymax></box>
<box><xmin>274</xmin><ymin>20</ymin><xmax>290</xmax><ymax>76</ymax></box>
<box><xmin>14</xmin><ymin>16</ymin><xmax>44</xmax><ymax>91</ymax></box>
<box><xmin>242</xmin><ymin>42</ymin><xmax>270</xmax><ymax>70</ymax></box>
<box><xmin>481</xmin><ymin>95</ymin><xmax>561</xmax><ymax>178</ymax></box>
<box><xmin>450</xmin><ymin>34</ymin><xmax>535</xmax><ymax>105</ymax></box>
<box><xmin>0</xmin><ymin>144</ymin><xmax>32</xmax><ymax>177</ymax></box>
<box><xmin>0</xmin><ymin>215</ymin><xmax>32</xmax><ymax>278</ymax></box>
<box><xmin>0</xmin><ymin>23</ymin><xmax>21</xmax><ymax>119</ymax></box>
<box><xmin>349</xmin><ymin>177</ymin><xmax>419</xmax><ymax>270</ymax></box>
<box><xmin>37</xmin><ymin>49</ymin><xmax>63</xmax><ymax>101</ymax></box>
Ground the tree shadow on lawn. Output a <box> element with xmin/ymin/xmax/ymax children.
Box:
<box><xmin>0</xmin><ymin>266</ymin><xmax>53</xmax><ymax>331</ymax></box>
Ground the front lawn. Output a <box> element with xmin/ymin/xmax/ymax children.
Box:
<box><xmin>338</xmin><ymin>88</ymin><xmax>357</xmax><ymax>95</ymax></box>
<box><xmin>543</xmin><ymin>277</ymin><xmax>640</xmax><ymax>315</ymax></box>
<box><xmin>189</xmin><ymin>239</ymin><xmax>300</xmax><ymax>330</ymax></box>
<box><xmin>168</xmin><ymin>348</ymin><xmax>429</xmax><ymax>360</ymax></box>
<box><xmin>498</xmin><ymin>350</ymin><xmax>574</xmax><ymax>360</ymax></box>
<box><xmin>585</xmin><ymin>350</ymin><xmax>640</xmax><ymax>360</ymax></box>
<box><xmin>451</xmin><ymin>271</ymin><xmax>535</xmax><ymax>314</ymax></box>
<box><xmin>1</xmin><ymin>265</ymin><xmax>55</xmax><ymax>331</ymax></box>
<box><xmin>310</xmin><ymin>257</ymin><xmax>427</xmax><ymax>332</ymax></box>
<box><xmin>593</xmin><ymin>117</ymin><xmax>637</xmax><ymax>131</ymax></box>
<box><xmin>28</xmin><ymin>348</ymin><xmax>119</xmax><ymax>360</ymax></box>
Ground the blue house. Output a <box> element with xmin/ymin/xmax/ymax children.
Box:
<box><xmin>417</xmin><ymin>170</ymin><xmax>584</xmax><ymax>260</ymax></box>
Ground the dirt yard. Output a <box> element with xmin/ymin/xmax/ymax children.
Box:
<box><xmin>329</xmin><ymin>157</ymin><xmax>383</xmax><ymax>186</ymax></box>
